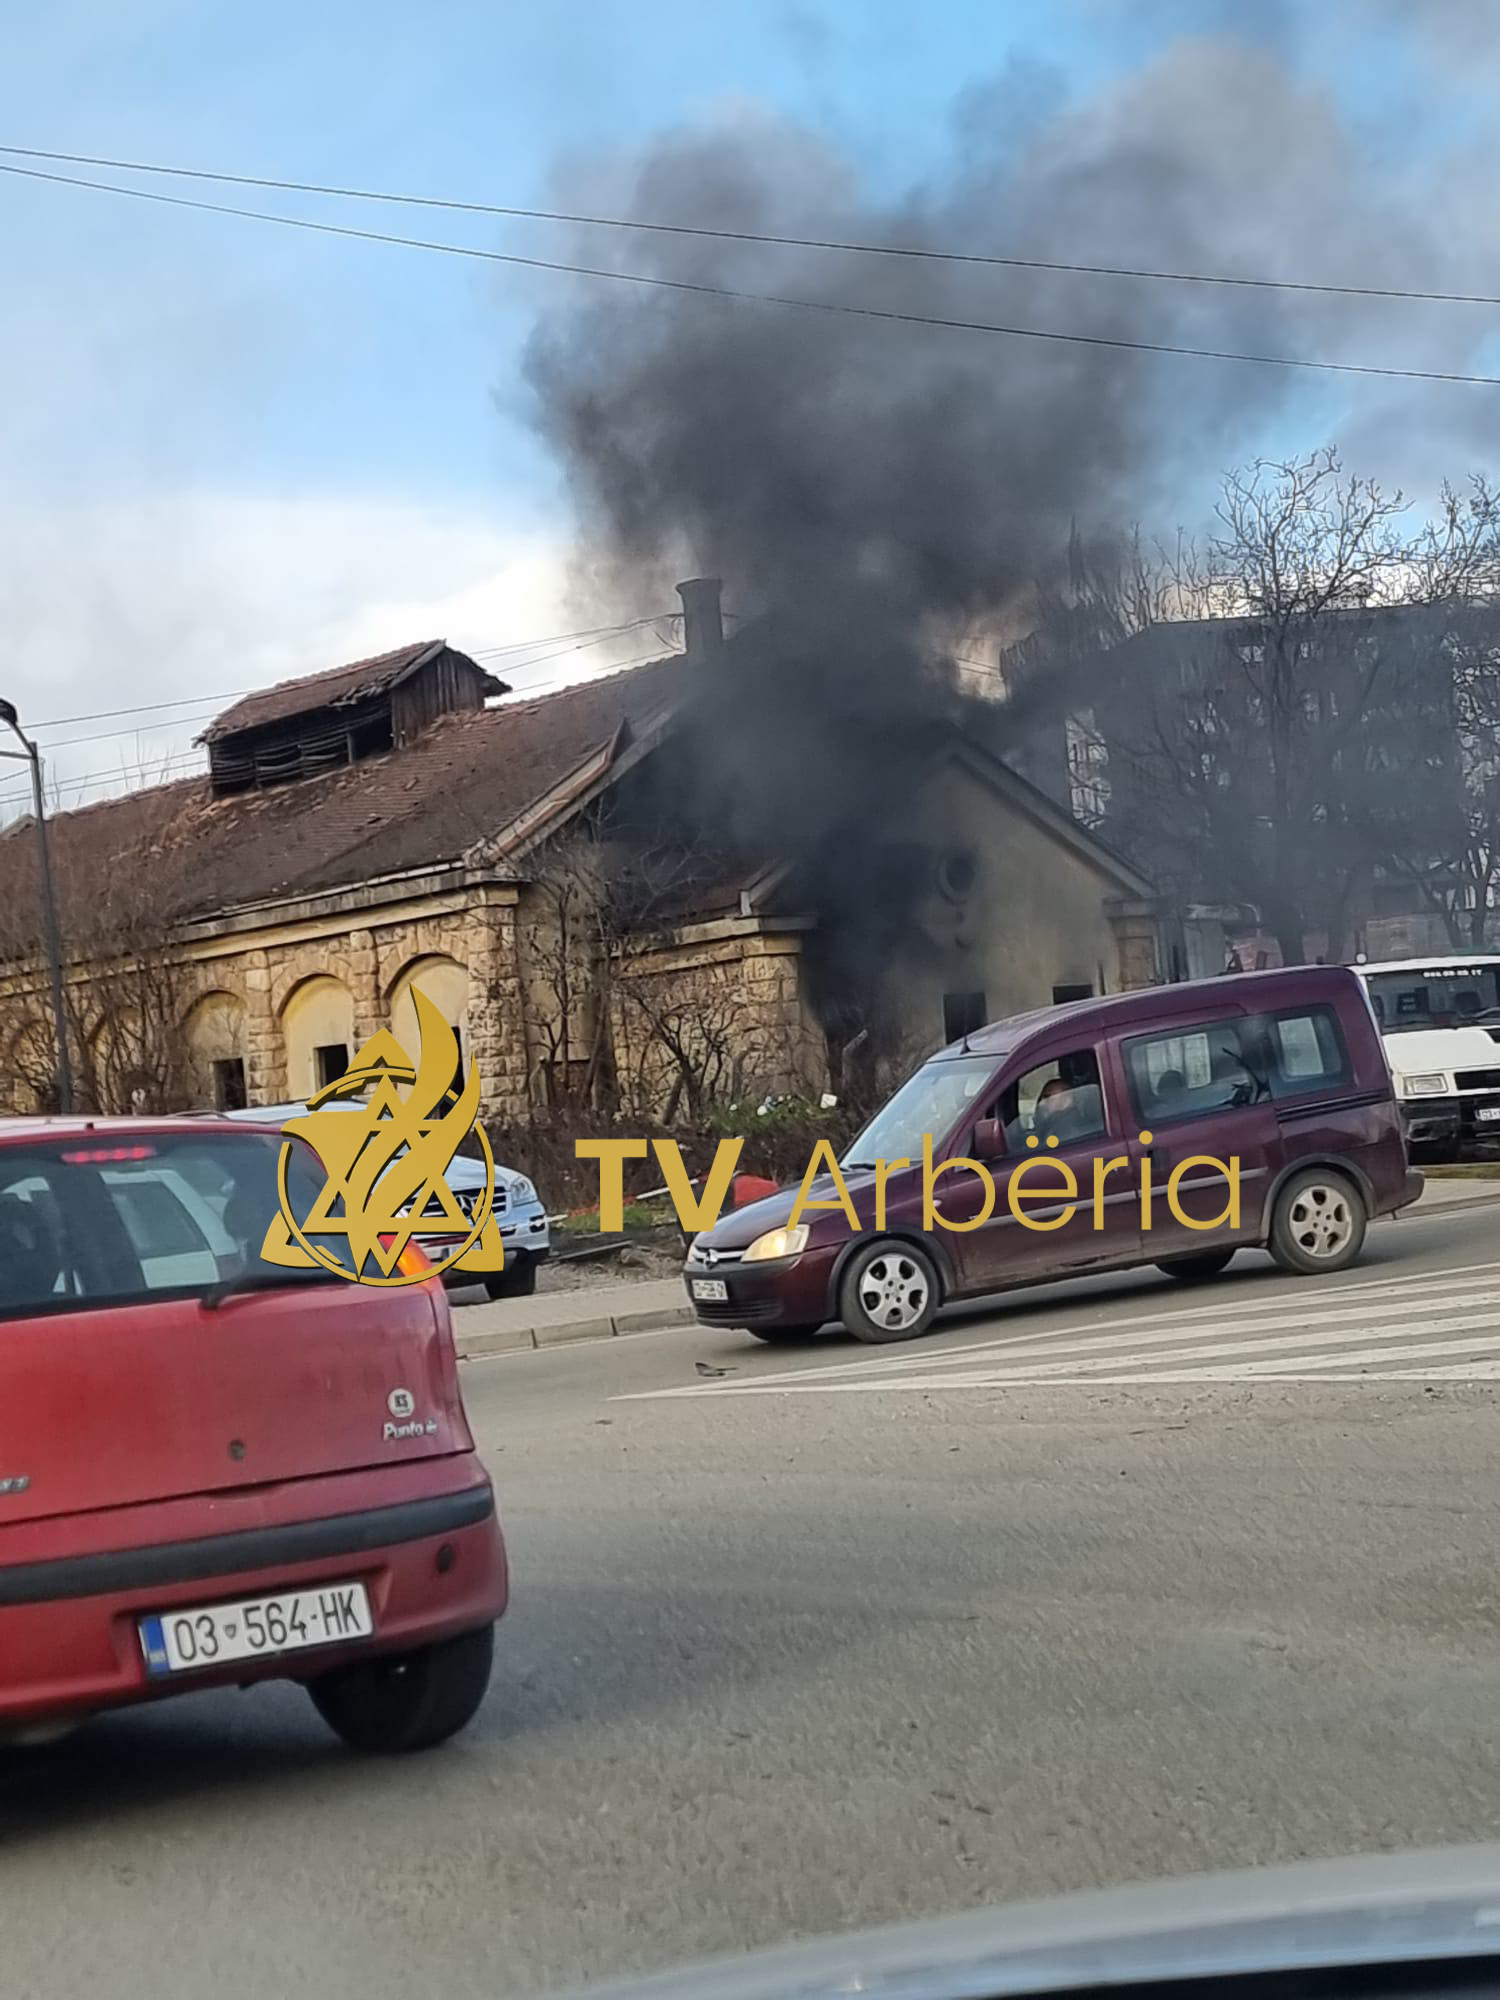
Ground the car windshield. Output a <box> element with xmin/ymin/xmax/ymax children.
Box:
<box><xmin>1366</xmin><ymin>965</ymin><xmax>1500</xmax><ymax>1032</ymax></box>
<box><xmin>842</xmin><ymin>1056</ymin><xmax>995</xmax><ymax>1166</ymax></box>
<box><xmin>0</xmin><ymin>1131</ymin><xmax>338</xmax><ymax>1320</ymax></box>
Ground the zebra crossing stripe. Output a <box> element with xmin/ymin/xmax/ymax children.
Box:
<box><xmin>730</xmin><ymin>1284</ymin><xmax>1500</xmax><ymax>1389</ymax></box>
<box><xmin>919</xmin><ymin>1301</ymin><xmax>1500</xmax><ymax>1382</ymax></box>
<box><xmin>625</xmin><ymin>1254</ymin><xmax>1500</xmax><ymax>1400</ymax></box>
<box><xmin>660</xmin><ymin>1315</ymin><xmax>1500</xmax><ymax>1392</ymax></box>
<box><xmin>726</xmin><ymin>1261</ymin><xmax>1500</xmax><ymax>1392</ymax></box>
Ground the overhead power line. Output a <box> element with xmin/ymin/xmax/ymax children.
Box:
<box><xmin>485</xmin><ymin>622</ymin><xmax>679</xmax><ymax>680</ymax></box>
<box><xmin>0</xmin><ymin>748</ymin><xmax>204</xmax><ymax>812</ymax></box>
<box><xmin>3</xmin><ymin>160</ymin><xmax>1497</xmax><ymax>387</ymax></box>
<box><xmin>1</xmin><ymin>646</ymin><xmax>684</xmax><ymax>813</ymax></box>
<box><xmin>2</xmin><ymin>141</ymin><xmax>1495</xmax><ymax>309</ymax></box>
<box><xmin>28</xmin><ymin>687</ymin><xmax>254</xmax><ymax>732</ymax></box>
<box><xmin>22</xmin><ymin>616</ymin><xmax>678</xmax><ymax>741</ymax></box>
<box><xmin>470</xmin><ymin>613</ymin><xmax>671</xmax><ymax>659</ymax></box>
<box><xmin>40</xmin><ymin>705</ymin><xmax>228</xmax><ymax>752</ymax></box>
<box><xmin>496</xmin><ymin>646</ymin><xmax>678</xmax><ymax>702</ymax></box>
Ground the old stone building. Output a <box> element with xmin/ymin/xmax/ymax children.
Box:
<box><xmin>0</xmin><ymin>589</ymin><xmax>1161</xmax><ymax>1120</ymax></box>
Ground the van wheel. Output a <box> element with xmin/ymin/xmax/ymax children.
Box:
<box><xmin>1269</xmin><ymin>1170</ymin><xmax>1366</xmax><ymax>1276</ymax></box>
<box><xmin>308</xmin><ymin>1624</ymin><xmax>494</xmax><ymax>1753</ymax></box>
<box><xmin>839</xmin><ymin>1240</ymin><xmax>940</xmax><ymax>1343</ymax></box>
<box><xmin>746</xmin><ymin>1322</ymin><xmax>823</xmax><ymax>1344</ymax></box>
<box><xmin>1157</xmin><ymin>1250</ymin><xmax>1236</xmax><ymax>1283</ymax></box>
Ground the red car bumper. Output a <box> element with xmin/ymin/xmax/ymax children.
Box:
<box><xmin>0</xmin><ymin>1460</ymin><xmax>507</xmax><ymax>1729</ymax></box>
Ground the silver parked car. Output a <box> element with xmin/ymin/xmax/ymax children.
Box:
<box><xmin>220</xmin><ymin>1100</ymin><xmax>550</xmax><ymax>1299</ymax></box>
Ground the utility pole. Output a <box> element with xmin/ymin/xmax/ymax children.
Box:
<box><xmin>0</xmin><ymin>698</ymin><xmax>74</xmax><ymax>1112</ymax></box>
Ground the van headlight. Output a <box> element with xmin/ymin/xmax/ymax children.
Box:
<box><xmin>742</xmin><ymin>1224</ymin><xmax>810</xmax><ymax>1262</ymax></box>
<box><xmin>1400</xmin><ymin>1073</ymin><xmax>1449</xmax><ymax>1097</ymax></box>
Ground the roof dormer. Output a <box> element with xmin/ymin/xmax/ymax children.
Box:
<box><xmin>200</xmin><ymin>640</ymin><xmax>507</xmax><ymax>796</ymax></box>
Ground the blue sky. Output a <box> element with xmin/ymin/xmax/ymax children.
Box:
<box><xmin>1</xmin><ymin>0</ymin><xmax>1497</xmax><ymax>812</ymax></box>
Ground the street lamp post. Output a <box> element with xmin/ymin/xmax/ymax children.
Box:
<box><xmin>0</xmin><ymin>698</ymin><xmax>74</xmax><ymax>1113</ymax></box>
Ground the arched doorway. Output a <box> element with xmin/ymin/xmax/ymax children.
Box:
<box><xmin>281</xmin><ymin>974</ymin><xmax>356</xmax><ymax>1100</ymax></box>
<box><xmin>389</xmin><ymin>955</ymin><xmax>469</xmax><ymax>1091</ymax></box>
<box><xmin>183</xmin><ymin>990</ymin><xmax>249</xmax><ymax>1108</ymax></box>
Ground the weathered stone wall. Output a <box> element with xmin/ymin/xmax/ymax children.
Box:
<box><xmin>608</xmin><ymin>920</ymin><xmax>824</xmax><ymax>1117</ymax></box>
<box><xmin>0</xmin><ymin>886</ymin><xmax>531</xmax><ymax>1118</ymax></box>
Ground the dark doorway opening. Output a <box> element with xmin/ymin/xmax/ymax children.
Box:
<box><xmin>212</xmin><ymin>1056</ymin><xmax>248</xmax><ymax>1111</ymax></box>
<box><xmin>315</xmin><ymin>1043</ymin><xmax>350</xmax><ymax>1090</ymax></box>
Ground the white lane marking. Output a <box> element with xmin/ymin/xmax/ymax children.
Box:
<box><xmin>638</xmin><ymin>1286</ymin><xmax>1500</xmax><ymax>1399</ymax></box>
<box><xmin>652</xmin><ymin>1323</ymin><xmax>1500</xmax><ymax>1393</ymax></box>
<box><xmin>722</xmin><ymin>1258</ymin><xmax>1500</xmax><ymax>1391</ymax></box>
<box><xmin>904</xmin><ymin>1302</ymin><xmax>1500</xmax><ymax>1383</ymax></box>
<box><xmin>703</xmin><ymin>1368</ymin><xmax>1500</xmax><ymax>1389</ymax></box>
<box><xmin>1364</xmin><ymin>1359</ymin><xmax>1500</xmax><ymax>1378</ymax></box>
<box><xmin>1119</xmin><ymin>1325</ymin><xmax>1500</xmax><ymax>1379</ymax></box>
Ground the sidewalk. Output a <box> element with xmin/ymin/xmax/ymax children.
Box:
<box><xmin>1415</xmin><ymin>1174</ymin><xmax>1500</xmax><ymax>1210</ymax></box>
<box><xmin>453</xmin><ymin>1173</ymin><xmax>1500</xmax><ymax>1360</ymax></box>
<box><xmin>452</xmin><ymin>1275</ymin><xmax>691</xmax><ymax>1360</ymax></box>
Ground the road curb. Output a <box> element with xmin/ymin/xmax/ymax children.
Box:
<box><xmin>457</xmin><ymin>1302</ymin><xmax>696</xmax><ymax>1359</ymax></box>
<box><xmin>1414</xmin><ymin>1186</ymin><xmax>1500</xmax><ymax>1215</ymax></box>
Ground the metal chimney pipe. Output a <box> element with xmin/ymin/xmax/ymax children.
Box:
<box><xmin>676</xmin><ymin>578</ymin><xmax>723</xmax><ymax>662</ymax></box>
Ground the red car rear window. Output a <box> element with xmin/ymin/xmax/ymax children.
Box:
<box><xmin>0</xmin><ymin>1131</ymin><xmax>336</xmax><ymax>1320</ymax></box>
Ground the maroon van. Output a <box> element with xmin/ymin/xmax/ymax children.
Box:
<box><xmin>684</xmin><ymin>967</ymin><xmax>1423</xmax><ymax>1344</ymax></box>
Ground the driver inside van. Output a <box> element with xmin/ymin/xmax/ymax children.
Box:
<box><xmin>1036</xmin><ymin>1076</ymin><xmax>1091</xmax><ymax>1146</ymax></box>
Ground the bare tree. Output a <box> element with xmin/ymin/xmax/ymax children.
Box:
<box><xmin>518</xmin><ymin>835</ymin><xmax>612</xmax><ymax>1111</ymax></box>
<box><xmin>610</xmin><ymin>956</ymin><xmax>748</xmax><ymax>1122</ymax></box>
<box><xmin>1089</xmin><ymin>449</ymin><xmax>1500</xmax><ymax>963</ymax></box>
<box><xmin>517</xmin><ymin>803</ymin><xmax>784</xmax><ymax>1119</ymax></box>
<box><xmin>1374</xmin><ymin>485</ymin><xmax>1500</xmax><ymax>950</ymax></box>
<box><xmin>0</xmin><ymin>871</ymin><xmax>192</xmax><ymax>1113</ymax></box>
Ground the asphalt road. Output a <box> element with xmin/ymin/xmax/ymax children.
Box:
<box><xmin>5</xmin><ymin>1202</ymin><xmax>1500</xmax><ymax>2000</ymax></box>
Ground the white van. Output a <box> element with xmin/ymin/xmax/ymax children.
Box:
<box><xmin>1352</xmin><ymin>956</ymin><xmax>1500</xmax><ymax>1155</ymax></box>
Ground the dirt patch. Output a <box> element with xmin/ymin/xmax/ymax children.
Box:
<box><xmin>537</xmin><ymin>1244</ymin><xmax>683</xmax><ymax>1293</ymax></box>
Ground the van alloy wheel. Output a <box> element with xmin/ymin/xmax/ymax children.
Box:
<box><xmin>1269</xmin><ymin>1169</ymin><xmax>1367</xmax><ymax>1276</ymax></box>
<box><xmin>839</xmin><ymin>1240</ymin><xmax>941</xmax><ymax>1343</ymax></box>
<box><xmin>1287</xmin><ymin>1182</ymin><xmax>1356</xmax><ymax>1260</ymax></box>
<box><xmin>859</xmin><ymin>1252</ymin><xmax>929</xmax><ymax>1330</ymax></box>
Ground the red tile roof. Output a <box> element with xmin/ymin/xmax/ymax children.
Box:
<box><xmin>0</xmin><ymin>655</ymin><xmax>687</xmax><ymax>946</ymax></box>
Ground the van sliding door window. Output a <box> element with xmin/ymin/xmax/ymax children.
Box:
<box><xmin>1124</xmin><ymin>1020</ymin><xmax>1262</xmax><ymax>1126</ymax></box>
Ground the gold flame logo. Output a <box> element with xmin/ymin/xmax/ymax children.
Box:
<box><xmin>259</xmin><ymin>990</ymin><xmax>506</xmax><ymax>1287</ymax></box>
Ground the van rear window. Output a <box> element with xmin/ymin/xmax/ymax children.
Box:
<box><xmin>0</xmin><ymin>1132</ymin><xmax>334</xmax><ymax>1321</ymax></box>
<box><xmin>1125</xmin><ymin>1004</ymin><xmax>1353</xmax><ymax>1124</ymax></box>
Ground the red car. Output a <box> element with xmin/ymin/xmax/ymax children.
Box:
<box><xmin>0</xmin><ymin>1117</ymin><xmax>507</xmax><ymax>1750</ymax></box>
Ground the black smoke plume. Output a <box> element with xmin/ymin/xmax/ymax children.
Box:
<box><xmin>523</xmin><ymin>39</ymin><xmax>1500</xmax><ymax>1041</ymax></box>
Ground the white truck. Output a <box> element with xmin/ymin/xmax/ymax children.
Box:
<box><xmin>1352</xmin><ymin>955</ymin><xmax>1500</xmax><ymax>1157</ymax></box>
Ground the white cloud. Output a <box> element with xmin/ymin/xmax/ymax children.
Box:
<box><xmin>0</xmin><ymin>491</ymin><xmax>583</xmax><ymax>821</ymax></box>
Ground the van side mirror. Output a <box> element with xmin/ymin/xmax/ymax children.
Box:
<box><xmin>972</xmin><ymin>1118</ymin><xmax>1004</xmax><ymax>1161</ymax></box>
